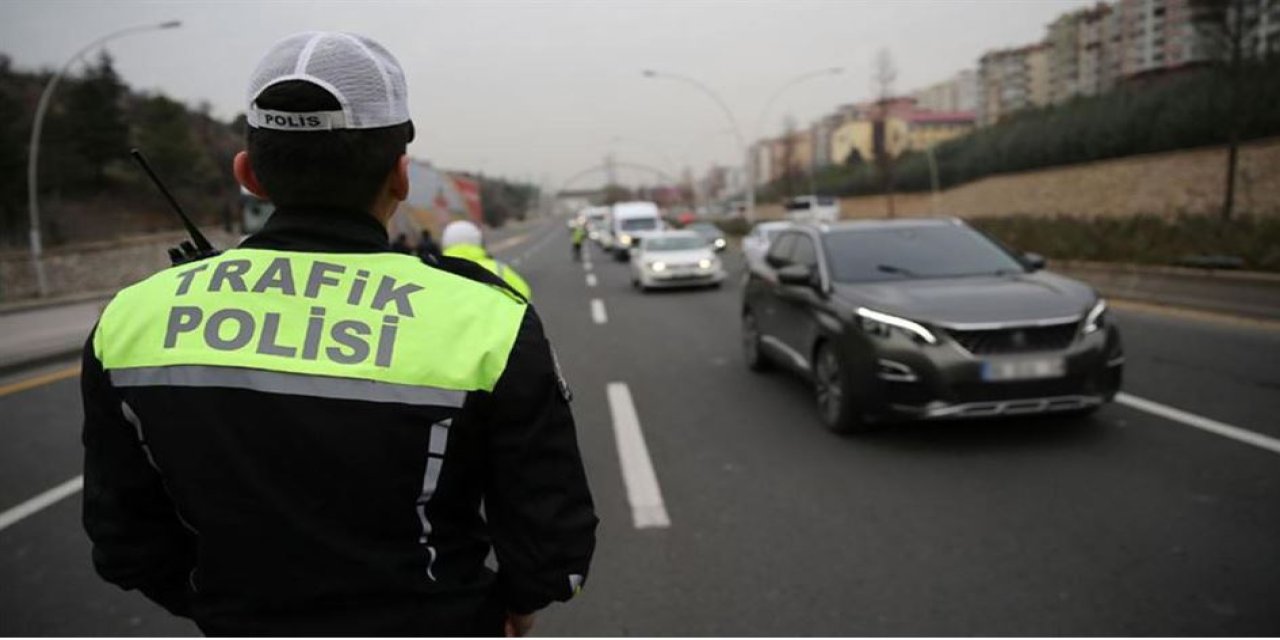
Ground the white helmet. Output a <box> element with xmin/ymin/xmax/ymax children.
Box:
<box><xmin>441</xmin><ymin>220</ymin><xmax>483</xmax><ymax>250</ymax></box>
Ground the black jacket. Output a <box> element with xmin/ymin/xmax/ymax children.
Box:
<box><xmin>81</xmin><ymin>207</ymin><xmax>597</xmax><ymax>636</ymax></box>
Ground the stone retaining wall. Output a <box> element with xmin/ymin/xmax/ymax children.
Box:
<box><xmin>0</xmin><ymin>230</ymin><xmax>238</xmax><ymax>302</ymax></box>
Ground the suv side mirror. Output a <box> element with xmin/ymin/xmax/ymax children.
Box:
<box><xmin>777</xmin><ymin>263</ymin><xmax>816</xmax><ymax>287</ymax></box>
<box><xmin>1023</xmin><ymin>252</ymin><xmax>1046</xmax><ymax>271</ymax></box>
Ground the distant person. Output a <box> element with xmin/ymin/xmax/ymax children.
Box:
<box><xmin>80</xmin><ymin>31</ymin><xmax>594</xmax><ymax>637</ymax></box>
<box><xmin>441</xmin><ymin>220</ymin><xmax>533</xmax><ymax>301</ymax></box>
<box><xmin>571</xmin><ymin>223</ymin><xmax>586</xmax><ymax>261</ymax></box>
<box><xmin>416</xmin><ymin>228</ymin><xmax>442</xmax><ymax>263</ymax></box>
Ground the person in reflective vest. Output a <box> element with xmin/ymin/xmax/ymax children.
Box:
<box><xmin>440</xmin><ymin>220</ymin><xmax>533</xmax><ymax>301</ymax></box>
<box><xmin>570</xmin><ymin>223</ymin><xmax>586</xmax><ymax>261</ymax></box>
<box><xmin>80</xmin><ymin>31</ymin><xmax>595</xmax><ymax>637</ymax></box>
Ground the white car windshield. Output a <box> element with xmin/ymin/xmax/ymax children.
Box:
<box><xmin>645</xmin><ymin>236</ymin><xmax>707</xmax><ymax>251</ymax></box>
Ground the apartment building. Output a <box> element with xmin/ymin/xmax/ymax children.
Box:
<box><xmin>977</xmin><ymin>43</ymin><xmax>1051</xmax><ymax>126</ymax></box>
<box><xmin>913</xmin><ymin>69</ymin><xmax>979</xmax><ymax>113</ymax></box>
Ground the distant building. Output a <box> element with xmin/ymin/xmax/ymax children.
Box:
<box><xmin>904</xmin><ymin>111</ymin><xmax>976</xmax><ymax>151</ymax></box>
<box><xmin>977</xmin><ymin>42</ymin><xmax>1051</xmax><ymax>126</ymax></box>
<box><xmin>1047</xmin><ymin>2</ymin><xmax>1117</xmax><ymax>104</ymax></box>
<box><xmin>827</xmin><ymin>98</ymin><xmax>963</xmax><ymax>165</ymax></box>
<box><xmin>913</xmin><ymin>69</ymin><xmax>979</xmax><ymax>113</ymax></box>
<box><xmin>750</xmin><ymin>141</ymin><xmax>773</xmax><ymax>188</ymax></box>
<box><xmin>809</xmin><ymin>112</ymin><xmax>845</xmax><ymax>169</ymax></box>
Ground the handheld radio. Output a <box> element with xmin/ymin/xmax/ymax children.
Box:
<box><xmin>129</xmin><ymin>148</ymin><xmax>220</xmax><ymax>265</ymax></box>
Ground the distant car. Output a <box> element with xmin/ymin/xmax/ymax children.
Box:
<box><xmin>685</xmin><ymin>222</ymin><xmax>727</xmax><ymax>252</ymax></box>
<box><xmin>609</xmin><ymin>201</ymin><xmax>664</xmax><ymax>261</ymax></box>
<box><xmin>784</xmin><ymin>195</ymin><xmax>839</xmax><ymax>223</ymax></box>
<box><xmin>630</xmin><ymin>230</ymin><xmax>725</xmax><ymax>291</ymax></box>
<box><xmin>580</xmin><ymin>206</ymin><xmax>609</xmax><ymax>244</ymax></box>
<box><xmin>741</xmin><ymin>218</ymin><xmax>1123</xmax><ymax>433</ymax></box>
<box><xmin>741</xmin><ymin>220</ymin><xmax>793</xmax><ymax>273</ymax></box>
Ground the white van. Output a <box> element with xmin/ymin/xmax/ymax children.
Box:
<box><xmin>783</xmin><ymin>195</ymin><xmax>839</xmax><ymax>223</ymax></box>
<box><xmin>608</xmin><ymin>201</ymin><xmax>664</xmax><ymax>260</ymax></box>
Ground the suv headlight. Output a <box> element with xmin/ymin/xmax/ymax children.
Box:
<box><xmin>1082</xmin><ymin>299</ymin><xmax>1107</xmax><ymax>335</ymax></box>
<box><xmin>619</xmin><ymin>234</ymin><xmax>633</xmax><ymax>246</ymax></box>
<box><xmin>855</xmin><ymin>307</ymin><xmax>938</xmax><ymax>345</ymax></box>
<box><xmin>648</xmin><ymin>261</ymin><xmax>667</xmax><ymax>272</ymax></box>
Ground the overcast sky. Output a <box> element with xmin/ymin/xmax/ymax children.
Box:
<box><xmin>1</xmin><ymin>0</ymin><xmax>1093</xmax><ymax>189</ymax></box>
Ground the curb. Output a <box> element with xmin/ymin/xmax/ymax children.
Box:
<box><xmin>0</xmin><ymin>289</ymin><xmax>116</xmax><ymax>317</ymax></box>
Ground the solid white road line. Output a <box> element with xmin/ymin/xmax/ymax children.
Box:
<box><xmin>586</xmin><ymin>274</ymin><xmax>598</xmax><ymax>287</ymax></box>
<box><xmin>606</xmin><ymin>383</ymin><xmax>671</xmax><ymax>529</ymax></box>
<box><xmin>1116</xmin><ymin>392</ymin><xmax>1280</xmax><ymax>456</ymax></box>
<box><xmin>591</xmin><ymin>299</ymin><xmax>608</xmax><ymax>324</ymax></box>
<box><xmin>0</xmin><ymin>475</ymin><xmax>84</xmax><ymax>533</ymax></box>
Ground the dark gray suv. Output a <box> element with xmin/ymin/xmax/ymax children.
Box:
<box><xmin>741</xmin><ymin>218</ymin><xmax>1123</xmax><ymax>433</ymax></box>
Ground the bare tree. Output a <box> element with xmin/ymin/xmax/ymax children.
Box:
<box><xmin>778</xmin><ymin>115</ymin><xmax>800</xmax><ymax>198</ymax></box>
<box><xmin>1189</xmin><ymin>0</ymin><xmax>1266</xmax><ymax>221</ymax></box>
<box><xmin>872</xmin><ymin>48</ymin><xmax>899</xmax><ymax>217</ymax></box>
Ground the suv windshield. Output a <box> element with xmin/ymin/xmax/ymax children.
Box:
<box><xmin>645</xmin><ymin>235</ymin><xmax>707</xmax><ymax>251</ymax></box>
<box><xmin>620</xmin><ymin>218</ymin><xmax>658</xmax><ymax>232</ymax></box>
<box><xmin>822</xmin><ymin>225</ymin><xmax>1026</xmax><ymax>282</ymax></box>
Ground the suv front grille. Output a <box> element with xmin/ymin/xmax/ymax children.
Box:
<box><xmin>946</xmin><ymin>322</ymin><xmax>1079</xmax><ymax>355</ymax></box>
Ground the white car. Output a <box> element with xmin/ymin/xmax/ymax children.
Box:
<box><xmin>784</xmin><ymin>195</ymin><xmax>839</xmax><ymax>223</ymax></box>
<box><xmin>630</xmin><ymin>231</ymin><xmax>725</xmax><ymax>291</ymax></box>
<box><xmin>741</xmin><ymin>220</ymin><xmax>793</xmax><ymax>274</ymax></box>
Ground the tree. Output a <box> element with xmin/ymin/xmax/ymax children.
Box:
<box><xmin>1189</xmin><ymin>0</ymin><xmax>1267</xmax><ymax>221</ymax></box>
<box><xmin>132</xmin><ymin>94</ymin><xmax>217</xmax><ymax>190</ymax></box>
<box><xmin>778</xmin><ymin>116</ymin><xmax>801</xmax><ymax>197</ymax></box>
<box><xmin>0</xmin><ymin>55</ymin><xmax>29</xmax><ymax>245</ymax></box>
<box><xmin>65</xmin><ymin>51</ymin><xmax>129</xmax><ymax>186</ymax></box>
<box><xmin>872</xmin><ymin>48</ymin><xmax>898</xmax><ymax>217</ymax></box>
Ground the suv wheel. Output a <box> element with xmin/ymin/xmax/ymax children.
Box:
<box><xmin>813</xmin><ymin>342</ymin><xmax>868</xmax><ymax>434</ymax></box>
<box><xmin>742</xmin><ymin>310</ymin><xmax>771</xmax><ymax>372</ymax></box>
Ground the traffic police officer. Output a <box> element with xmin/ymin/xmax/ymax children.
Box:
<box><xmin>81</xmin><ymin>32</ymin><xmax>596</xmax><ymax>636</ymax></box>
<box><xmin>440</xmin><ymin>220</ymin><xmax>533</xmax><ymax>300</ymax></box>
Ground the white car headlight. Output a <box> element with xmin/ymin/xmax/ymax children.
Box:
<box><xmin>1083</xmin><ymin>299</ymin><xmax>1107</xmax><ymax>335</ymax></box>
<box><xmin>648</xmin><ymin>261</ymin><xmax>667</xmax><ymax>272</ymax></box>
<box><xmin>855</xmin><ymin>307</ymin><xmax>938</xmax><ymax>345</ymax></box>
<box><xmin>698</xmin><ymin>258</ymin><xmax>713</xmax><ymax>270</ymax></box>
<box><xmin>619</xmin><ymin>234</ymin><xmax>633</xmax><ymax>246</ymax></box>
<box><xmin>714</xmin><ymin>238</ymin><xmax>726</xmax><ymax>248</ymax></box>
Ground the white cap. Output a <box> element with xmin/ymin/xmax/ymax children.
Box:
<box><xmin>441</xmin><ymin>221</ymin><xmax>483</xmax><ymax>249</ymax></box>
<box><xmin>246</xmin><ymin>31</ymin><xmax>410</xmax><ymax>132</ymax></box>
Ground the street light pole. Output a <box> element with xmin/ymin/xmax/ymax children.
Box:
<box><xmin>25</xmin><ymin>20</ymin><xmax>181</xmax><ymax>297</ymax></box>
<box><xmin>641</xmin><ymin>69</ymin><xmax>753</xmax><ymax>222</ymax></box>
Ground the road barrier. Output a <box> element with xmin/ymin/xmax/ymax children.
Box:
<box><xmin>1051</xmin><ymin>260</ymin><xmax>1280</xmax><ymax>321</ymax></box>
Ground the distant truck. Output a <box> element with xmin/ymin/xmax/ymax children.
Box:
<box><xmin>783</xmin><ymin>195</ymin><xmax>839</xmax><ymax>223</ymax></box>
<box><xmin>607</xmin><ymin>201</ymin><xmax>664</xmax><ymax>261</ymax></box>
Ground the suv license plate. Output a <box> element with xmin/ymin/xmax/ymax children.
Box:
<box><xmin>982</xmin><ymin>357</ymin><xmax>1065</xmax><ymax>381</ymax></box>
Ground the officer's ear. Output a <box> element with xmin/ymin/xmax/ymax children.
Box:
<box><xmin>389</xmin><ymin>154</ymin><xmax>410</xmax><ymax>202</ymax></box>
<box><xmin>234</xmin><ymin>152</ymin><xmax>270</xmax><ymax>201</ymax></box>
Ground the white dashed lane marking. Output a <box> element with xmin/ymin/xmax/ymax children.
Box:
<box><xmin>591</xmin><ymin>299</ymin><xmax>608</xmax><ymax>324</ymax></box>
<box><xmin>586</xmin><ymin>274</ymin><xmax>597</xmax><ymax>287</ymax></box>
<box><xmin>606</xmin><ymin>383</ymin><xmax>670</xmax><ymax>529</ymax></box>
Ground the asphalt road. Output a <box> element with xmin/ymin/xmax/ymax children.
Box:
<box><xmin>1</xmin><ymin>218</ymin><xmax>1278</xmax><ymax>635</ymax></box>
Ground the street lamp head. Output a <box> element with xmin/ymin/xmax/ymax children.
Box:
<box><xmin>159</xmin><ymin>20</ymin><xmax>182</xmax><ymax>29</ymax></box>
